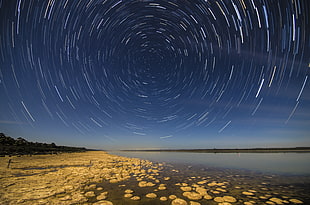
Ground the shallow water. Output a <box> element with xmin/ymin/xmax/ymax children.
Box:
<box><xmin>79</xmin><ymin>151</ymin><xmax>310</xmax><ymax>204</ymax></box>
<box><xmin>110</xmin><ymin>151</ymin><xmax>310</xmax><ymax>175</ymax></box>
<box><xmin>87</xmin><ymin>157</ymin><xmax>310</xmax><ymax>204</ymax></box>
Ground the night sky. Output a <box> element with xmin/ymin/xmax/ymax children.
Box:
<box><xmin>0</xmin><ymin>0</ymin><xmax>309</xmax><ymax>150</ymax></box>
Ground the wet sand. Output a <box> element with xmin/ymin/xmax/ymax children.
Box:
<box><xmin>0</xmin><ymin>151</ymin><xmax>309</xmax><ymax>205</ymax></box>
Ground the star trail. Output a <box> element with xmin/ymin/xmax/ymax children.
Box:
<box><xmin>0</xmin><ymin>0</ymin><xmax>309</xmax><ymax>149</ymax></box>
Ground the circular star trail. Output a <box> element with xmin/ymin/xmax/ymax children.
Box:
<box><xmin>0</xmin><ymin>0</ymin><xmax>309</xmax><ymax>148</ymax></box>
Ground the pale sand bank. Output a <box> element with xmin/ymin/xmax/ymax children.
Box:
<box><xmin>0</xmin><ymin>151</ymin><xmax>150</xmax><ymax>205</ymax></box>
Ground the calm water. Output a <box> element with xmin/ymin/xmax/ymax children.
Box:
<box><xmin>111</xmin><ymin>151</ymin><xmax>310</xmax><ymax>175</ymax></box>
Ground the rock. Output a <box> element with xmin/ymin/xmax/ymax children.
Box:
<box><xmin>244</xmin><ymin>202</ymin><xmax>254</xmax><ymax>205</ymax></box>
<box><xmin>89</xmin><ymin>184</ymin><xmax>97</xmax><ymax>189</ymax></box>
<box><xmin>216</xmin><ymin>188</ymin><xmax>227</xmax><ymax>192</ymax></box>
<box><xmin>71</xmin><ymin>193</ymin><xmax>87</xmax><ymax>203</ymax></box>
<box><xmin>207</xmin><ymin>182</ymin><xmax>217</xmax><ymax>187</ymax></box>
<box><xmin>124</xmin><ymin>189</ymin><xmax>134</xmax><ymax>194</ymax></box>
<box><xmin>159</xmin><ymin>186</ymin><xmax>167</xmax><ymax>190</ymax></box>
<box><xmin>171</xmin><ymin>198</ymin><xmax>188</xmax><ymax>205</ymax></box>
<box><xmin>109</xmin><ymin>179</ymin><xmax>118</xmax><ymax>183</ymax></box>
<box><xmin>214</xmin><ymin>197</ymin><xmax>225</xmax><ymax>202</ymax></box>
<box><xmin>160</xmin><ymin>196</ymin><xmax>168</xmax><ymax>201</ymax></box>
<box><xmin>158</xmin><ymin>186</ymin><xmax>167</xmax><ymax>190</ymax></box>
<box><xmin>269</xmin><ymin>197</ymin><xmax>284</xmax><ymax>204</ymax></box>
<box><xmin>190</xmin><ymin>201</ymin><xmax>201</xmax><ymax>205</ymax></box>
<box><xmin>85</xmin><ymin>191</ymin><xmax>95</xmax><ymax>198</ymax></box>
<box><xmin>96</xmin><ymin>191</ymin><xmax>108</xmax><ymax>201</ymax></box>
<box><xmin>289</xmin><ymin>199</ymin><xmax>303</xmax><ymax>204</ymax></box>
<box><xmin>146</xmin><ymin>193</ymin><xmax>157</xmax><ymax>198</ymax></box>
<box><xmin>130</xmin><ymin>196</ymin><xmax>140</xmax><ymax>200</ymax></box>
<box><xmin>183</xmin><ymin>192</ymin><xmax>202</xmax><ymax>200</ymax></box>
<box><xmin>96</xmin><ymin>194</ymin><xmax>107</xmax><ymax>201</ymax></box>
<box><xmin>169</xmin><ymin>195</ymin><xmax>177</xmax><ymax>200</ymax></box>
<box><xmin>204</xmin><ymin>194</ymin><xmax>213</xmax><ymax>200</ymax></box>
<box><xmin>242</xmin><ymin>191</ymin><xmax>255</xmax><ymax>196</ymax></box>
<box><xmin>124</xmin><ymin>194</ymin><xmax>133</xmax><ymax>198</ymax></box>
<box><xmin>35</xmin><ymin>199</ymin><xmax>48</xmax><ymax>204</ymax></box>
<box><xmin>23</xmin><ymin>190</ymin><xmax>55</xmax><ymax>200</ymax></box>
<box><xmin>63</xmin><ymin>185</ymin><xmax>74</xmax><ymax>191</ymax></box>
<box><xmin>164</xmin><ymin>177</ymin><xmax>171</xmax><ymax>180</ymax></box>
<box><xmin>138</xmin><ymin>181</ymin><xmax>148</xmax><ymax>187</ymax></box>
<box><xmin>92</xmin><ymin>200</ymin><xmax>113</xmax><ymax>205</ymax></box>
<box><xmin>147</xmin><ymin>182</ymin><xmax>156</xmax><ymax>187</ymax></box>
<box><xmin>282</xmin><ymin>196</ymin><xmax>289</xmax><ymax>199</ymax></box>
<box><xmin>223</xmin><ymin>196</ymin><xmax>237</xmax><ymax>203</ymax></box>
<box><xmin>197</xmin><ymin>180</ymin><xmax>207</xmax><ymax>184</ymax></box>
<box><xmin>266</xmin><ymin>201</ymin><xmax>276</xmax><ymax>205</ymax></box>
<box><xmin>180</xmin><ymin>186</ymin><xmax>192</xmax><ymax>191</ymax></box>
<box><xmin>195</xmin><ymin>187</ymin><xmax>207</xmax><ymax>195</ymax></box>
<box><xmin>55</xmin><ymin>188</ymin><xmax>66</xmax><ymax>194</ymax></box>
<box><xmin>59</xmin><ymin>195</ymin><xmax>71</xmax><ymax>201</ymax></box>
<box><xmin>218</xmin><ymin>203</ymin><xmax>232</xmax><ymax>205</ymax></box>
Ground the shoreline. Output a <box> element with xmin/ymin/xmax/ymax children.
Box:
<box><xmin>1</xmin><ymin>151</ymin><xmax>308</xmax><ymax>205</ymax></box>
<box><xmin>0</xmin><ymin>151</ymin><xmax>147</xmax><ymax>204</ymax></box>
<box><xmin>120</xmin><ymin>147</ymin><xmax>310</xmax><ymax>153</ymax></box>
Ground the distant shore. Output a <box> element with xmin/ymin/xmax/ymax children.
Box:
<box><xmin>121</xmin><ymin>147</ymin><xmax>310</xmax><ymax>153</ymax></box>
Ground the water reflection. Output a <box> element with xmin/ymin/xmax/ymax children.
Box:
<box><xmin>111</xmin><ymin>152</ymin><xmax>310</xmax><ymax>175</ymax></box>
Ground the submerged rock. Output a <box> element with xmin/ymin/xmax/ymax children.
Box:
<box><xmin>59</xmin><ymin>195</ymin><xmax>71</xmax><ymax>201</ymax></box>
<box><xmin>160</xmin><ymin>196</ymin><xmax>168</xmax><ymax>201</ymax></box>
<box><xmin>269</xmin><ymin>197</ymin><xmax>284</xmax><ymax>204</ymax></box>
<box><xmin>97</xmin><ymin>192</ymin><xmax>108</xmax><ymax>200</ymax></box>
<box><xmin>242</xmin><ymin>191</ymin><xmax>255</xmax><ymax>196</ymax></box>
<box><xmin>180</xmin><ymin>186</ymin><xmax>192</xmax><ymax>191</ymax></box>
<box><xmin>138</xmin><ymin>181</ymin><xmax>148</xmax><ymax>187</ymax></box>
<box><xmin>92</xmin><ymin>200</ymin><xmax>113</xmax><ymax>205</ymax></box>
<box><xmin>183</xmin><ymin>191</ymin><xmax>202</xmax><ymax>200</ymax></box>
<box><xmin>195</xmin><ymin>187</ymin><xmax>207</xmax><ymax>195</ymax></box>
<box><xmin>124</xmin><ymin>194</ymin><xmax>133</xmax><ymax>198</ymax></box>
<box><xmin>214</xmin><ymin>197</ymin><xmax>225</xmax><ymax>202</ymax></box>
<box><xmin>146</xmin><ymin>193</ymin><xmax>157</xmax><ymax>198</ymax></box>
<box><xmin>130</xmin><ymin>196</ymin><xmax>140</xmax><ymax>200</ymax></box>
<box><xmin>124</xmin><ymin>189</ymin><xmax>134</xmax><ymax>194</ymax></box>
<box><xmin>289</xmin><ymin>199</ymin><xmax>303</xmax><ymax>204</ymax></box>
<box><xmin>85</xmin><ymin>191</ymin><xmax>95</xmax><ymax>198</ymax></box>
<box><xmin>189</xmin><ymin>201</ymin><xmax>201</xmax><ymax>205</ymax></box>
<box><xmin>171</xmin><ymin>198</ymin><xmax>188</xmax><ymax>205</ymax></box>
<box><xmin>204</xmin><ymin>194</ymin><xmax>213</xmax><ymax>200</ymax></box>
<box><xmin>223</xmin><ymin>196</ymin><xmax>237</xmax><ymax>203</ymax></box>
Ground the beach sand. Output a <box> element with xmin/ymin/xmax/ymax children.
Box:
<box><xmin>0</xmin><ymin>151</ymin><xmax>308</xmax><ymax>205</ymax></box>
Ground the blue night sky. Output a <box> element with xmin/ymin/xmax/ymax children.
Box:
<box><xmin>0</xmin><ymin>0</ymin><xmax>309</xmax><ymax>150</ymax></box>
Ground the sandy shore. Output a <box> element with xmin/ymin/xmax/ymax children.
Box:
<box><xmin>0</xmin><ymin>151</ymin><xmax>306</xmax><ymax>205</ymax></box>
<box><xmin>0</xmin><ymin>151</ymin><xmax>151</xmax><ymax>205</ymax></box>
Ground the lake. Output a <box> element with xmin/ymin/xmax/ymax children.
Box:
<box><xmin>98</xmin><ymin>151</ymin><xmax>310</xmax><ymax>204</ymax></box>
<box><xmin>110</xmin><ymin>151</ymin><xmax>310</xmax><ymax>175</ymax></box>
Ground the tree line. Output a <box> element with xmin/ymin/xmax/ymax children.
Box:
<box><xmin>0</xmin><ymin>133</ymin><xmax>87</xmax><ymax>156</ymax></box>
